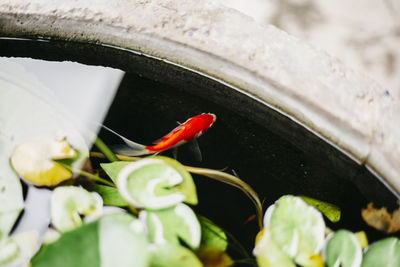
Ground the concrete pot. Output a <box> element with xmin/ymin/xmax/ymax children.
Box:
<box><xmin>1</xmin><ymin>1</ymin><xmax>399</xmax><ymax>199</ymax></box>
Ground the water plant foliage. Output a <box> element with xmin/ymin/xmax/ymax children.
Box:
<box><xmin>3</xmin><ymin>135</ymin><xmax>400</xmax><ymax>266</ymax></box>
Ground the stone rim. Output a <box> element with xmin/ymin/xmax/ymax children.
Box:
<box><xmin>1</xmin><ymin>0</ymin><xmax>399</xmax><ymax>196</ymax></box>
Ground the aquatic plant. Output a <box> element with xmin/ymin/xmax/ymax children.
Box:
<box><xmin>2</xmin><ymin>133</ymin><xmax>400</xmax><ymax>266</ymax></box>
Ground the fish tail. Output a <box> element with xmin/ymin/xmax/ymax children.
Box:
<box><xmin>100</xmin><ymin>125</ymin><xmax>149</xmax><ymax>156</ymax></box>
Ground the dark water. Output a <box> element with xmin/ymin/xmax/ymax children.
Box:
<box><xmin>1</xmin><ymin>38</ymin><xmax>399</xmax><ymax>261</ymax></box>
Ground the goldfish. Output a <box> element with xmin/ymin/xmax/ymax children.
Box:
<box><xmin>102</xmin><ymin>113</ymin><xmax>216</xmax><ymax>156</ymax></box>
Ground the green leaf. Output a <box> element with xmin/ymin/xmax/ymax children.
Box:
<box><xmin>155</xmin><ymin>156</ymin><xmax>198</xmax><ymax>205</ymax></box>
<box><xmin>362</xmin><ymin>237</ymin><xmax>400</xmax><ymax>267</ymax></box>
<box><xmin>144</xmin><ymin>203</ymin><xmax>201</xmax><ymax>249</ymax></box>
<box><xmin>300</xmin><ymin>195</ymin><xmax>341</xmax><ymax>223</ymax></box>
<box><xmin>268</xmin><ymin>195</ymin><xmax>325</xmax><ymax>266</ymax></box>
<box><xmin>98</xmin><ymin>213</ymin><xmax>149</xmax><ymax>267</ymax></box>
<box><xmin>198</xmin><ymin>216</ymin><xmax>228</xmax><ymax>251</ymax></box>
<box><xmin>196</xmin><ymin>216</ymin><xmax>233</xmax><ymax>267</ymax></box>
<box><xmin>32</xmin><ymin>213</ymin><xmax>149</xmax><ymax>267</ymax></box>
<box><xmin>55</xmin><ymin>149</ymin><xmax>82</xmax><ymax>168</ymax></box>
<box><xmin>195</xmin><ymin>246</ymin><xmax>234</xmax><ymax>267</ymax></box>
<box><xmin>90</xmin><ymin>184</ymin><xmax>128</xmax><ymax>207</ymax></box>
<box><xmin>104</xmin><ymin>157</ymin><xmax>197</xmax><ymax>210</ymax></box>
<box><xmin>253</xmin><ymin>228</ymin><xmax>295</xmax><ymax>267</ymax></box>
<box><xmin>101</xmin><ymin>161</ymin><xmax>131</xmax><ymax>184</ymax></box>
<box><xmin>150</xmin><ymin>243</ymin><xmax>203</xmax><ymax>267</ymax></box>
<box><xmin>325</xmin><ymin>230</ymin><xmax>362</xmax><ymax>267</ymax></box>
<box><xmin>32</xmin><ymin>220</ymin><xmax>101</xmax><ymax>267</ymax></box>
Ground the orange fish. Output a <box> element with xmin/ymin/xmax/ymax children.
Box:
<box><xmin>103</xmin><ymin>113</ymin><xmax>216</xmax><ymax>156</ymax></box>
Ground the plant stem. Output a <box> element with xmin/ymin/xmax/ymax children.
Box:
<box><xmin>91</xmin><ymin>151</ymin><xmax>141</xmax><ymax>161</ymax></box>
<box><xmin>90</xmin><ymin>152</ymin><xmax>264</xmax><ymax>230</ymax></box>
<box><xmin>94</xmin><ymin>137</ymin><xmax>119</xmax><ymax>162</ymax></box>
<box><xmin>128</xmin><ymin>205</ymin><xmax>139</xmax><ymax>216</ymax></box>
<box><xmin>58</xmin><ymin>162</ymin><xmax>116</xmax><ymax>187</ymax></box>
<box><xmin>186</xmin><ymin>166</ymin><xmax>263</xmax><ymax>230</ymax></box>
<box><xmin>234</xmin><ymin>258</ymin><xmax>257</xmax><ymax>266</ymax></box>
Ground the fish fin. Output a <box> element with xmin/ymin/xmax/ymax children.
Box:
<box><xmin>101</xmin><ymin>125</ymin><xmax>147</xmax><ymax>155</ymax></box>
<box><xmin>152</xmin><ymin>138</ymin><xmax>162</xmax><ymax>145</ymax></box>
<box><xmin>111</xmin><ymin>144</ymin><xmax>149</xmax><ymax>156</ymax></box>
<box><xmin>186</xmin><ymin>138</ymin><xmax>202</xmax><ymax>162</ymax></box>
<box><xmin>172</xmin><ymin>147</ymin><xmax>179</xmax><ymax>160</ymax></box>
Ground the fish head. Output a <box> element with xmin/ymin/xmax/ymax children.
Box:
<box><xmin>192</xmin><ymin>113</ymin><xmax>216</xmax><ymax>137</ymax></box>
<box><xmin>182</xmin><ymin>113</ymin><xmax>217</xmax><ymax>140</ymax></box>
<box><xmin>198</xmin><ymin>113</ymin><xmax>217</xmax><ymax>130</ymax></box>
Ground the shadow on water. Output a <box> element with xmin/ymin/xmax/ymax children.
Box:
<box><xmin>1</xmin><ymin>37</ymin><xmax>399</xmax><ymax>261</ymax></box>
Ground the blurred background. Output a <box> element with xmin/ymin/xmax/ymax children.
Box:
<box><xmin>216</xmin><ymin>0</ymin><xmax>400</xmax><ymax>100</ymax></box>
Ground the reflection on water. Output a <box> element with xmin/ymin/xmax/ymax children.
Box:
<box><xmin>2</xmin><ymin>57</ymin><xmax>124</xmax><ymax>140</ymax></box>
<box><xmin>0</xmin><ymin>57</ymin><xmax>123</xmax><ymax>242</ymax></box>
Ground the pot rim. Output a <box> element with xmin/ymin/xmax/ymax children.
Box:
<box><xmin>1</xmin><ymin>0</ymin><xmax>399</xmax><ymax>197</ymax></box>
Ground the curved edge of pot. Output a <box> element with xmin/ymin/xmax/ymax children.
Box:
<box><xmin>1</xmin><ymin>0</ymin><xmax>399</xmax><ymax>196</ymax></box>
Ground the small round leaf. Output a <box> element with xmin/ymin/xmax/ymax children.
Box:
<box><xmin>10</xmin><ymin>138</ymin><xmax>77</xmax><ymax>186</ymax></box>
<box><xmin>143</xmin><ymin>203</ymin><xmax>201</xmax><ymax>249</ymax></box>
<box><xmin>268</xmin><ymin>195</ymin><xmax>325</xmax><ymax>266</ymax></box>
<box><xmin>116</xmin><ymin>157</ymin><xmax>196</xmax><ymax>210</ymax></box>
<box><xmin>325</xmin><ymin>230</ymin><xmax>362</xmax><ymax>267</ymax></box>
<box><xmin>51</xmin><ymin>186</ymin><xmax>103</xmax><ymax>232</ymax></box>
<box><xmin>254</xmin><ymin>227</ymin><xmax>296</xmax><ymax>267</ymax></box>
<box><xmin>362</xmin><ymin>237</ymin><xmax>400</xmax><ymax>267</ymax></box>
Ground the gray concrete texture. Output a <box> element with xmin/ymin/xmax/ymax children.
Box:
<box><xmin>1</xmin><ymin>0</ymin><xmax>400</xmax><ymax>195</ymax></box>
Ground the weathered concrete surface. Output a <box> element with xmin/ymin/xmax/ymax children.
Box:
<box><xmin>1</xmin><ymin>0</ymin><xmax>399</xmax><ymax>195</ymax></box>
<box><xmin>218</xmin><ymin>0</ymin><xmax>400</xmax><ymax>102</ymax></box>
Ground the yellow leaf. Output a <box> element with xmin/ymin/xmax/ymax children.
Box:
<box><xmin>10</xmin><ymin>138</ymin><xmax>77</xmax><ymax>186</ymax></box>
<box><xmin>354</xmin><ymin>231</ymin><xmax>369</xmax><ymax>249</ymax></box>
<box><xmin>361</xmin><ymin>202</ymin><xmax>400</xmax><ymax>234</ymax></box>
